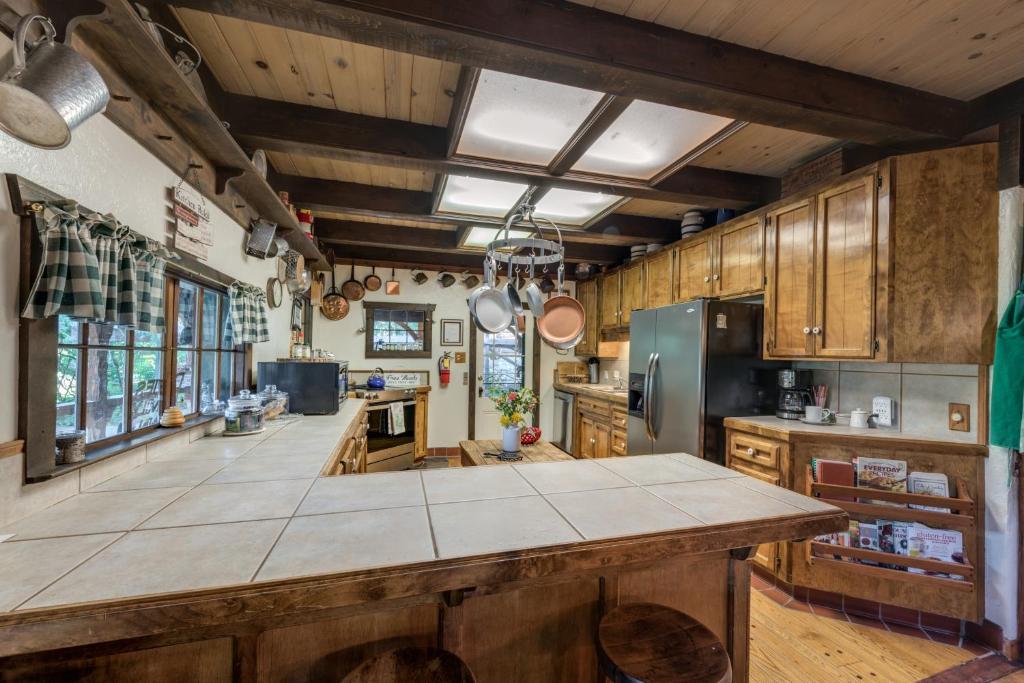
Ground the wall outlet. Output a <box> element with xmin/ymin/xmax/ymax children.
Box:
<box><xmin>948</xmin><ymin>403</ymin><xmax>970</xmax><ymax>432</ymax></box>
<box><xmin>872</xmin><ymin>396</ymin><xmax>895</xmax><ymax>427</ymax></box>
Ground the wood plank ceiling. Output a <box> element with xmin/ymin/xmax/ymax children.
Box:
<box><xmin>165</xmin><ymin>0</ymin><xmax>1024</xmax><ymax>271</ymax></box>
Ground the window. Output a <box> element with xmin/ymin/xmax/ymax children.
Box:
<box><xmin>55</xmin><ymin>275</ymin><xmax>245</xmax><ymax>449</ymax></box>
<box><xmin>481</xmin><ymin>328</ymin><xmax>525</xmax><ymax>394</ymax></box>
<box><xmin>364</xmin><ymin>302</ymin><xmax>436</xmax><ymax>359</ymax></box>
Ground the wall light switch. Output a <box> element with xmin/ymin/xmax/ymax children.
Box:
<box><xmin>948</xmin><ymin>403</ymin><xmax>970</xmax><ymax>432</ymax></box>
<box><xmin>454</xmin><ymin>352</ymin><xmax>466</xmax><ymax>363</ymax></box>
<box><xmin>462</xmin><ymin>372</ymin><xmax>468</xmax><ymax>386</ymax></box>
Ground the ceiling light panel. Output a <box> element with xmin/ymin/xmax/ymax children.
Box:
<box><xmin>456</xmin><ymin>70</ymin><xmax>604</xmax><ymax>167</ymax></box>
<box><xmin>571</xmin><ymin>101</ymin><xmax>734</xmax><ymax>179</ymax></box>
<box><xmin>461</xmin><ymin>226</ymin><xmax>534</xmax><ymax>250</ymax></box>
<box><xmin>533</xmin><ymin>188</ymin><xmax>621</xmax><ymax>226</ymax></box>
<box><xmin>437</xmin><ymin>176</ymin><xmax>529</xmax><ymax>218</ymax></box>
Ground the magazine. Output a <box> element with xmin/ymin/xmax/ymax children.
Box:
<box><xmin>908</xmin><ymin>471</ymin><xmax>951</xmax><ymax>513</ymax></box>
<box><xmin>856</xmin><ymin>457</ymin><xmax>907</xmax><ymax>506</ymax></box>
<box><xmin>877</xmin><ymin>519</ymin><xmax>910</xmax><ymax>570</ymax></box>
<box><xmin>907</xmin><ymin>524</ymin><xmax>965</xmax><ymax>580</ymax></box>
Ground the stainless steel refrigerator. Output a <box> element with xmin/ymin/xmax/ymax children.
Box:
<box><xmin>627</xmin><ymin>300</ymin><xmax>781</xmax><ymax>464</ymax></box>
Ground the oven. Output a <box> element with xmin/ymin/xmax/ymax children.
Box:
<box><xmin>357</xmin><ymin>387</ymin><xmax>418</xmax><ymax>472</ymax></box>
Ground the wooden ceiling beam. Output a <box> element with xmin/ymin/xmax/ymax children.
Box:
<box><xmin>161</xmin><ymin>0</ymin><xmax>969</xmax><ymax>146</ymax></box>
<box><xmin>323</xmin><ymin>245</ymin><xmax>488</xmax><ymax>273</ymax></box>
<box><xmin>547</xmin><ymin>94</ymin><xmax>633</xmax><ymax>176</ymax></box>
<box><xmin>221</xmin><ymin>94</ymin><xmax>777</xmax><ymax>207</ymax></box>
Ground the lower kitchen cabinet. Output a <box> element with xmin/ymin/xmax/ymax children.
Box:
<box><xmin>572</xmin><ymin>394</ymin><xmax>623</xmax><ymax>459</ymax></box>
<box><xmin>579</xmin><ymin>415</ymin><xmax>612</xmax><ymax>458</ymax></box>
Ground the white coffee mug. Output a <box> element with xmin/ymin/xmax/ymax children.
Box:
<box><xmin>850</xmin><ymin>409</ymin><xmax>871</xmax><ymax>428</ymax></box>
<box><xmin>804</xmin><ymin>406</ymin><xmax>832</xmax><ymax>423</ymax></box>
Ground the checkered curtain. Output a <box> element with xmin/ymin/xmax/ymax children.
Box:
<box><xmin>21</xmin><ymin>201</ymin><xmax>173</xmax><ymax>333</ymax></box>
<box><xmin>226</xmin><ymin>282</ymin><xmax>269</xmax><ymax>344</ymax></box>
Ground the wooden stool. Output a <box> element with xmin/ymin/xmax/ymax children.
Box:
<box><xmin>341</xmin><ymin>647</ymin><xmax>476</xmax><ymax>683</ymax></box>
<box><xmin>598</xmin><ymin>603</ymin><xmax>732</xmax><ymax>683</ymax></box>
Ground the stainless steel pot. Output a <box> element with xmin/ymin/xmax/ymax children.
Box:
<box><xmin>0</xmin><ymin>15</ymin><xmax>110</xmax><ymax>149</ymax></box>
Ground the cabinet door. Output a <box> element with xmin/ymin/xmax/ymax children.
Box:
<box><xmin>578</xmin><ymin>416</ymin><xmax>596</xmax><ymax>458</ymax></box>
<box><xmin>716</xmin><ymin>217</ymin><xmax>764</xmax><ymax>297</ymax></box>
<box><xmin>676</xmin><ymin>238</ymin><xmax>712</xmax><ymax>302</ymax></box>
<box><xmin>415</xmin><ymin>392</ymin><xmax>428</xmax><ymax>459</ymax></box>
<box><xmin>644</xmin><ymin>248</ymin><xmax>675</xmax><ymax>309</ymax></box>
<box><xmin>599</xmin><ymin>272</ymin><xmax>621</xmax><ymax>329</ymax></box>
<box><xmin>764</xmin><ymin>199</ymin><xmax>816</xmax><ymax>358</ymax></box>
<box><xmin>620</xmin><ymin>262</ymin><xmax>644</xmax><ymax>326</ymax></box>
<box><xmin>730</xmin><ymin>460</ymin><xmax>781</xmax><ymax>572</ymax></box>
<box><xmin>575</xmin><ymin>279</ymin><xmax>599</xmax><ymax>356</ymax></box>
<box><xmin>813</xmin><ymin>174</ymin><xmax>877</xmax><ymax>358</ymax></box>
<box><xmin>593</xmin><ymin>420</ymin><xmax>612</xmax><ymax>458</ymax></box>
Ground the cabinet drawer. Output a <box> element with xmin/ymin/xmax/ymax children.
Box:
<box><xmin>578</xmin><ymin>396</ymin><xmax>612</xmax><ymax>419</ymax></box>
<box><xmin>611</xmin><ymin>429</ymin><xmax>627</xmax><ymax>456</ymax></box>
<box><xmin>730</xmin><ymin>459</ymin><xmax>780</xmax><ymax>485</ymax></box>
<box><xmin>611</xmin><ymin>407</ymin><xmax>628</xmax><ymax>430</ymax></box>
<box><xmin>729</xmin><ymin>433</ymin><xmax>781</xmax><ymax>470</ymax></box>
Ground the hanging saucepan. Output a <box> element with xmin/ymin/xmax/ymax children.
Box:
<box><xmin>341</xmin><ymin>261</ymin><xmax>365</xmax><ymax>301</ymax></box>
<box><xmin>0</xmin><ymin>15</ymin><xmax>110</xmax><ymax>150</ymax></box>
<box><xmin>537</xmin><ymin>264</ymin><xmax>585</xmax><ymax>349</ymax></box>
<box><xmin>321</xmin><ymin>252</ymin><xmax>349</xmax><ymax>321</ymax></box>
<box><xmin>505</xmin><ymin>262</ymin><xmax>524</xmax><ymax>316</ymax></box>
<box><xmin>363</xmin><ymin>266</ymin><xmax>382</xmax><ymax>292</ymax></box>
<box><xmin>524</xmin><ymin>255</ymin><xmax>545</xmax><ymax>319</ymax></box>
<box><xmin>538</xmin><ymin>274</ymin><xmax>556</xmax><ymax>294</ymax></box>
<box><xmin>468</xmin><ymin>257</ymin><xmax>513</xmax><ymax>333</ymax></box>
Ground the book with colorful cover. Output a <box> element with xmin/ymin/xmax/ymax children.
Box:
<box><xmin>907</xmin><ymin>524</ymin><xmax>965</xmax><ymax>580</ymax></box>
<box><xmin>908</xmin><ymin>471</ymin><xmax>951</xmax><ymax>513</ymax></box>
<box><xmin>856</xmin><ymin>457</ymin><xmax>907</xmax><ymax>506</ymax></box>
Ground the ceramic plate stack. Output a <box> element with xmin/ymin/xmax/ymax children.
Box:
<box><xmin>681</xmin><ymin>210</ymin><xmax>704</xmax><ymax>238</ymax></box>
<box><xmin>646</xmin><ymin>243</ymin><xmax>662</xmax><ymax>254</ymax></box>
<box><xmin>630</xmin><ymin>245</ymin><xmax>647</xmax><ymax>262</ymax></box>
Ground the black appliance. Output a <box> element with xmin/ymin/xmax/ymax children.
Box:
<box><xmin>776</xmin><ymin>369</ymin><xmax>814</xmax><ymax>419</ymax></box>
<box><xmin>257</xmin><ymin>361</ymin><xmax>344</xmax><ymax>415</ymax></box>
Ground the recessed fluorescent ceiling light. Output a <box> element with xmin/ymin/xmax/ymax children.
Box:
<box><xmin>533</xmin><ymin>188</ymin><xmax>621</xmax><ymax>225</ymax></box>
<box><xmin>437</xmin><ymin>176</ymin><xmax>529</xmax><ymax>218</ymax></box>
<box><xmin>461</xmin><ymin>226</ymin><xmax>534</xmax><ymax>250</ymax></box>
<box><xmin>456</xmin><ymin>70</ymin><xmax>604</xmax><ymax>166</ymax></box>
<box><xmin>572</xmin><ymin>101</ymin><xmax>733</xmax><ymax>179</ymax></box>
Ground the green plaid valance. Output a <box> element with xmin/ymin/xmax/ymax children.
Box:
<box><xmin>225</xmin><ymin>281</ymin><xmax>269</xmax><ymax>345</ymax></box>
<box><xmin>22</xmin><ymin>201</ymin><xmax>175</xmax><ymax>333</ymax></box>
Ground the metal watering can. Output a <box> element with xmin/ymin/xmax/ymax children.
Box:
<box><xmin>0</xmin><ymin>14</ymin><xmax>110</xmax><ymax>149</ymax></box>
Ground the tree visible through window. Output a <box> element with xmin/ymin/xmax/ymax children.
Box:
<box><xmin>364</xmin><ymin>302</ymin><xmax>435</xmax><ymax>358</ymax></box>
<box><xmin>482</xmin><ymin>328</ymin><xmax>525</xmax><ymax>394</ymax></box>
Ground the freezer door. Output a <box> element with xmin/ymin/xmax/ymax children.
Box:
<box><xmin>651</xmin><ymin>302</ymin><xmax>705</xmax><ymax>457</ymax></box>
<box><xmin>627</xmin><ymin>309</ymin><xmax>658</xmax><ymax>455</ymax></box>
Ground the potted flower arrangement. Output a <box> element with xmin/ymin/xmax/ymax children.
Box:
<box><xmin>488</xmin><ymin>387</ymin><xmax>538</xmax><ymax>454</ymax></box>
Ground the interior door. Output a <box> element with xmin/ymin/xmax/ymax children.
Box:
<box><xmin>474</xmin><ymin>318</ymin><xmax>534</xmax><ymax>441</ymax></box>
<box><xmin>764</xmin><ymin>199</ymin><xmax>816</xmax><ymax>358</ymax></box>
<box><xmin>676</xmin><ymin>238</ymin><xmax>712</xmax><ymax>302</ymax></box>
<box><xmin>716</xmin><ymin>217</ymin><xmax>764</xmax><ymax>297</ymax></box>
<box><xmin>813</xmin><ymin>174</ymin><xmax>877</xmax><ymax>358</ymax></box>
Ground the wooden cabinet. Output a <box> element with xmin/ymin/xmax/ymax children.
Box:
<box><xmin>675</xmin><ymin>236</ymin><xmax>713</xmax><ymax>302</ymax></box>
<box><xmin>619</xmin><ymin>261</ymin><xmax>644</xmax><ymax>326</ymax></box>
<box><xmin>713</xmin><ymin>217</ymin><xmax>764</xmax><ymax>298</ymax></box>
<box><xmin>764</xmin><ymin>197</ymin><xmax>817</xmax><ymax>358</ymax></box>
<box><xmin>644</xmin><ymin>248</ymin><xmax>675</xmax><ymax>309</ymax></box>
<box><xmin>414</xmin><ymin>390</ymin><xmax>429</xmax><ymax>459</ymax></box>
<box><xmin>599</xmin><ymin>271</ymin><xmax>621</xmax><ymax>329</ymax></box>
<box><xmin>574</xmin><ymin>394</ymin><xmax>619</xmax><ymax>459</ymax></box>
<box><xmin>725</xmin><ymin>430</ymin><xmax>787</xmax><ymax>574</ymax></box>
<box><xmin>575</xmin><ymin>279</ymin><xmax>599</xmax><ymax>356</ymax></box>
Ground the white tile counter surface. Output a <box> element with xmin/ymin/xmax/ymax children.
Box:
<box><xmin>728</xmin><ymin>415</ymin><xmax>977</xmax><ymax>444</ymax></box>
<box><xmin>0</xmin><ymin>403</ymin><xmax>838</xmax><ymax>613</ymax></box>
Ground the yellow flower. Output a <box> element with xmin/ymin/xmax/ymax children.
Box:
<box><xmin>499</xmin><ymin>415</ymin><xmax>511</xmax><ymax>427</ymax></box>
<box><xmin>510</xmin><ymin>412</ymin><xmax>522</xmax><ymax>425</ymax></box>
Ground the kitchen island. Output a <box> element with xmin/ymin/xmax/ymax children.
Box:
<box><xmin>0</xmin><ymin>414</ymin><xmax>845</xmax><ymax>682</ymax></box>
<box><xmin>458</xmin><ymin>439</ymin><xmax>573</xmax><ymax>466</ymax></box>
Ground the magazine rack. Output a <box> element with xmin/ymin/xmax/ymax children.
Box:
<box><xmin>805</xmin><ymin>465</ymin><xmax>978</xmax><ymax>593</ymax></box>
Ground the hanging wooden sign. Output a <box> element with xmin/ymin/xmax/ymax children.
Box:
<box><xmin>172</xmin><ymin>181</ymin><xmax>212</xmax><ymax>260</ymax></box>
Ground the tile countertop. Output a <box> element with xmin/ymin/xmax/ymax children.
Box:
<box><xmin>552</xmin><ymin>382</ymin><xmax>629</xmax><ymax>405</ymax></box>
<box><xmin>0</xmin><ymin>407</ymin><xmax>843</xmax><ymax>614</ymax></box>
<box><xmin>724</xmin><ymin>415</ymin><xmax>986</xmax><ymax>448</ymax></box>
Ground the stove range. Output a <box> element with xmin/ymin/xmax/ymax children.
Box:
<box><xmin>352</xmin><ymin>384</ymin><xmax>418</xmax><ymax>404</ymax></box>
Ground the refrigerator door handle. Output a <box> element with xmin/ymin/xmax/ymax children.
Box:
<box><xmin>643</xmin><ymin>352</ymin><xmax>655</xmax><ymax>441</ymax></box>
<box><xmin>648</xmin><ymin>353</ymin><xmax>661</xmax><ymax>441</ymax></box>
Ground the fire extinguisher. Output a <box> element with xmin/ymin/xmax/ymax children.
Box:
<box><xmin>438</xmin><ymin>351</ymin><xmax>452</xmax><ymax>387</ymax></box>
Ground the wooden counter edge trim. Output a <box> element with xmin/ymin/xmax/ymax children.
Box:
<box><xmin>552</xmin><ymin>382</ymin><xmax>628</xmax><ymax>405</ymax></box>
<box><xmin>0</xmin><ymin>511</ymin><xmax>846</xmax><ymax>657</ymax></box>
<box><xmin>0</xmin><ymin>440</ymin><xmax>24</xmax><ymax>459</ymax></box>
<box><xmin>723</xmin><ymin>418</ymin><xmax>988</xmax><ymax>456</ymax></box>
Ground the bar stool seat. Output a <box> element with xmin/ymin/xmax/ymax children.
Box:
<box><xmin>341</xmin><ymin>647</ymin><xmax>476</xmax><ymax>683</ymax></box>
<box><xmin>598</xmin><ymin>603</ymin><xmax>732</xmax><ymax>683</ymax></box>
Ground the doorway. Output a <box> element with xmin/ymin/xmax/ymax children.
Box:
<box><xmin>471</xmin><ymin>319</ymin><xmax>535</xmax><ymax>440</ymax></box>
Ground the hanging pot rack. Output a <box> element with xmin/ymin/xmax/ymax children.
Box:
<box><xmin>484</xmin><ymin>200</ymin><xmax>565</xmax><ymax>272</ymax></box>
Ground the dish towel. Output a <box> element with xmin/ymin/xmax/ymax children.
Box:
<box><xmin>388</xmin><ymin>402</ymin><xmax>406</xmax><ymax>435</ymax></box>
<box><xmin>991</xmin><ymin>286</ymin><xmax>1024</xmax><ymax>450</ymax></box>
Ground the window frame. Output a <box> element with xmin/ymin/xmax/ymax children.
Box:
<box><xmin>363</xmin><ymin>302</ymin><xmax>436</xmax><ymax>359</ymax></box>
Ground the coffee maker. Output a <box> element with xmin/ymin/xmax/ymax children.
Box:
<box><xmin>776</xmin><ymin>369</ymin><xmax>813</xmax><ymax>419</ymax></box>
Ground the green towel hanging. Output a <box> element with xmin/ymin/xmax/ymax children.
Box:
<box><xmin>991</xmin><ymin>283</ymin><xmax>1024</xmax><ymax>450</ymax></box>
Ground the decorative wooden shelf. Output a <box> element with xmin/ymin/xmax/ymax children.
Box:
<box><xmin>71</xmin><ymin>0</ymin><xmax>324</xmax><ymax>267</ymax></box>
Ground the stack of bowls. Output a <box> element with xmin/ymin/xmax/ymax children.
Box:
<box><xmin>629</xmin><ymin>245</ymin><xmax>647</xmax><ymax>262</ymax></box>
<box><xmin>646</xmin><ymin>243</ymin><xmax>662</xmax><ymax>254</ymax></box>
<box><xmin>681</xmin><ymin>210</ymin><xmax>704</xmax><ymax>238</ymax></box>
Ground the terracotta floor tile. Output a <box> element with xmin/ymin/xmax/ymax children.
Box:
<box><xmin>921</xmin><ymin>611</ymin><xmax>962</xmax><ymax>635</ymax></box>
<box><xmin>844</xmin><ymin>596</ymin><xmax>880</xmax><ymax>619</ymax></box>
<box><xmin>883</xmin><ymin>620</ymin><xmax>929</xmax><ymax>640</ymax></box>
<box><xmin>807</xmin><ymin>588</ymin><xmax>843</xmax><ymax>610</ymax></box>
<box><xmin>880</xmin><ymin>604</ymin><xmax>920</xmax><ymax>627</ymax></box>
<box><xmin>847</xmin><ymin>613</ymin><xmax>887</xmax><ymax>631</ymax></box>
<box><xmin>762</xmin><ymin>588</ymin><xmax>791</xmax><ymax>607</ymax></box>
<box><xmin>786</xmin><ymin>600</ymin><xmax>813</xmax><ymax>614</ymax></box>
<box><xmin>751</xmin><ymin>574</ymin><xmax>773</xmax><ymax>592</ymax></box>
<box><xmin>961</xmin><ymin>638</ymin><xmax>993</xmax><ymax>656</ymax></box>
<box><xmin>926</xmin><ymin>630</ymin><xmax>961</xmax><ymax>646</ymax></box>
<box><xmin>810</xmin><ymin>605</ymin><xmax>848</xmax><ymax>621</ymax></box>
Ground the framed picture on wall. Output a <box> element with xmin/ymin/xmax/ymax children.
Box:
<box><xmin>440</xmin><ymin>319</ymin><xmax>463</xmax><ymax>346</ymax></box>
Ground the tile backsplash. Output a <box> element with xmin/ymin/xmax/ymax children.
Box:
<box><xmin>794</xmin><ymin>361</ymin><xmax>980</xmax><ymax>442</ymax></box>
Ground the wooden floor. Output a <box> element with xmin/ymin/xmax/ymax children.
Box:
<box><xmin>749</xmin><ymin>590</ymin><xmax>978</xmax><ymax>682</ymax></box>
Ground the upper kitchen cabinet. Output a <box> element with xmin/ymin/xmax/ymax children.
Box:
<box><xmin>644</xmin><ymin>248</ymin><xmax>676</xmax><ymax>309</ymax></box>
<box><xmin>713</xmin><ymin>217</ymin><xmax>765</xmax><ymax>298</ymax></box>
<box><xmin>600</xmin><ymin>270</ymin><xmax>621</xmax><ymax>329</ymax></box>
<box><xmin>619</xmin><ymin>261</ymin><xmax>644</xmax><ymax>326</ymax></box>
<box><xmin>764</xmin><ymin>144</ymin><xmax>998</xmax><ymax>363</ymax></box>
<box><xmin>676</xmin><ymin>236</ymin><xmax>714</xmax><ymax>302</ymax></box>
<box><xmin>575</xmin><ymin>279</ymin><xmax>600</xmax><ymax>356</ymax></box>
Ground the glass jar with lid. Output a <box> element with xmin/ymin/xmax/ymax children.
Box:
<box><xmin>257</xmin><ymin>384</ymin><xmax>289</xmax><ymax>420</ymax></box>
<box><xmin>223</xmin><ymin>389</ymin><xmax>265</xmax><ymax>435</ymax></box>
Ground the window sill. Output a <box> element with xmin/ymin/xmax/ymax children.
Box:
<box><xmin>26</xmin><ymin>414</ymin><xmax>223</xmax><ymax>484</ymax></box>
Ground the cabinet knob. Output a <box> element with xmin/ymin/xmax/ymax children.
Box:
<box><xmin>746</xmin><ymin>447</ymin><xmax>755</xmax><ymax>455</ymax></box>
<box><xmin>703</xmin><ymin>276</ymin><xmax>711</xmax><ymax>282</ymax></box>
<box><xmin>590</xmin><ymin>438</ymin><xmax>596</xmax><ymax>444</ymax></box>
<box><xmin>803</xmin><ymin>327</ymin><xmax>811</xmax><ymax>335</ymax></box>
<box><xmin>713</xmin><ymin>274</ymin><xmax>720</xmax><ymax>281</ymax></box>
<box><xmin>812</xmin><ymin>326</ymin><xmax>822</xmax><ymax>335</ymax></box>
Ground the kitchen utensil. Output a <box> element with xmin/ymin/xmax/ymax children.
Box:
<box><xmin>367</xmin><ymin>368</ymin><xmax>387</xmax><ymax>389</ymax></box>
<box><xmin>505</xmin><ymin>268</ymin><xmax>524</xmax><ymax>316</ymax></box>
<box><xmin>538</xmin><ymin>265</ymin><xmax>585</xmax><ymax>348</ymax></box>
<box><xmin>468</xmin><ymin>258</ymin><xmax>514</xmax><ymax>333</ymax></box>
<box><xmin>341</xmin><ymin>261</ymin><xmax>365</xmax><ymax>301</ymax></box>
<box><xmin>849</xmin><ymin>409</ymin><xmax>875</xmax><ymax>429</ymax></box>
<box><xmin>310</xmin><ymin>273</ymin><xmax>324</xmax><ymax>306</ymax></box>
<box><xmin>364</xmin><ymin>266</ymin><xmax>382</xmax><ymax>291</ymax></box>
<box><xmin>538</xmin><ymin>275</ymin><xmax>555</xmax><ymax>294</ymax></box>
<box><xmin>524</xmin><ymin>259</ymin><xmax>545</xmax><ymax>319</ymax></box>
<box><xmin>385</xmin><ymin>268</ymin><xmax>400</xmax><ymax>295</ymax></box>
<box><xmin>266</xmin><ymin>277</ymin><xmax>283</xmax><ymax>308</ymax></box>
<box><xmin>804</xmin><ymin>406</ymin><xmax>833</xmax><ymax>423</ymax></box>
<box><xmin>0</xmin><ymin>15</ymin><xmax>110</xmax><ymax>149</ymax></box>
<box><xmin>411</xmin><ymin>269</ymin><xmax>429</xmax><ymax>284</ymax></box>
<box><xmin>266</xmin><ymin>236</ymin><xmax>289</xmax><ymax>259</ymax></box>
<box><xmin>461</xmin><ymin>271</ymin><xmax>480</xmax><ymax>288</ymax></box>
<box><xmin>321</xmin><ymin>252</ymin><xmax>349</xmax><ymax>321</ymax></box>
<box><xmin>438</xmin><ymin>271</ymin><xmax>456</xmax><ymax>288</ymax></box>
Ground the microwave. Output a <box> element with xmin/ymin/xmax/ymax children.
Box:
<box><xmin>257</xmin><ymin>361</ymin><xmax>348</xmax><ymax>415</ymax></box>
